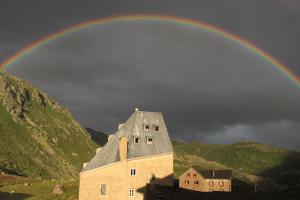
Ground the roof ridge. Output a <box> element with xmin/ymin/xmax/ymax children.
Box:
<box><xmin>130</xmin><ymin>111</ymin><xmax>138</xmax><ymax>137</ymax></box>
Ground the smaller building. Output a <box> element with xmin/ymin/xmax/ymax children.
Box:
<box><xmin>179</xmin><ymin>166</ymin><xmax>232</xmax><ymax>192</ymax></box>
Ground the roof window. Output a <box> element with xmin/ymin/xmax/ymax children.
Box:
<box><xmin>146</xmin><ymin>137</ymin><xmax>153</xmax><ymax>144</ymax></box>
<box><xmin>134</xmin><ymin>137</ymin><xmax>140</xmax><ymax>143</ymax></box>
<box><xmin>144</xmin><ymin>124</ymin><xmax>150</xmax><ymax>131</ymax></box>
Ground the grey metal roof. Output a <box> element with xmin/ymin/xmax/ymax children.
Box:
<box><xmin>82</xmin><ymin>110</ymin><xmax>173</xmax><ymax>172</ymax></box>
<box><xmin>191</xmin><ymin>166</ymin><xmax>232</xmax><ymax>179</ymax></box>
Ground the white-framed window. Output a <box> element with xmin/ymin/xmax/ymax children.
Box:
<box><xmin>129</xmin><ymin>189</ymin><xmax>135</xmax><ymax>197</ymax></box>
<box><xmin>134</xmin><ymin>137</ymin><xmax>140</xmax><ymax>143</ymax></box>
<box><xmin>130</xmin><ymin>168</ymin><xmax>136</xmax><ymax>176</ymax></box>
<box><xmin>100</xmin><ymin>184</ymin><xmax>106</xmax><ymax>195</ymax></box>
<box><xmin>146</xmin><ymin>137</ymin><xmax>153</xmax><ymax>144</ymax></box>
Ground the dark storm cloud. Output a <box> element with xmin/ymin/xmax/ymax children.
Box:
<box><xmin>1</xmin><ymin>0</ymin><xmax>300</xmax><ymax>150</ymax></box>
<box><xmin>7</xmin><ymin>22</ymin><xmax>300</xmax><ymax>150</ymax></box>
<box><xmin>198</xmin><ymin>120</ymin><xmax>300</xmax><ymax>150</ymax></box>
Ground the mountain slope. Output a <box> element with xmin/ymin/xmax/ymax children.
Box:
<box><xmin>85</xmin><ymin>127</ymin><xmax>108</xmax><ymax>146</ymax></box>
<box><xmin>173</xmin><ymin>140</ymin><xmax>300</xmax><ymax>190</ymax></box>
<box><xmin>0</xmin><ymin>71</ymin><xmax>98</xmax><ymax>179</ymax></box>
<box><xmin>173</xmin><ymin>141</ymin><xmax>300</xmax><ymax>177</ymax></box>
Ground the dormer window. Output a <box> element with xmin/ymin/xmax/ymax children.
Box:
<box><xmin>146</xmin><ymin>137</ymin><xmax>153</xmax><ymax>144</ymax></box>
<box><xmin>134</xmin><ymin>137</ymin><xmax>140</xmax><ymax>143</ymax></box>
<box><xmin>154</xmin><ymin>125</ymin><xmax>160</xmax><ymax>132</ymax></box>
<box><xmin>144</xmin><ymin>124</ymin><xmax>150</xmax><ymax>131</ymax></box>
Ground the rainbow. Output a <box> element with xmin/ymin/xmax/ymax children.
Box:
<box><xmin>1</xmin><ymin>14</ymin><xmax>299</xmax><ymax>88</ymax></box>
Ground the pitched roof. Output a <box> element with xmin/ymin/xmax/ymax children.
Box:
<box><xmin>191</xmin><ymin>166</ymin><xmax>232</xmax><ymax>179</ymax></box>
<box><xmin>82</xmin><ymin>110</ymin><xmax>173</xmax><ymax>172</ymax></box>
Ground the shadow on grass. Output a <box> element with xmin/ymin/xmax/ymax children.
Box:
<box><xmin>136</xmin><ymin>151</ymin><xmax>300</xmax><ymax>200</ymax></box>
<box><xmin>141</xmin><ymin>178</ymin><xmax>259</xmax><ymax>200</ymax></box>
<box><xmin>253</xmin><ymin>151</ymin><xmax>300</xmax><ymax>200</ymax></box>
<box><xmin>0</xmin><ymin>191</ymin><xmax>33</xmax><ymax>200</ymax></box>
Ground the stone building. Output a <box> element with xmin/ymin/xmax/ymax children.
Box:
<box><xmin>79</xmin><ymin>109</ymin><xmax>174</xmax><ymax>200</ymax></box>
<box><xmin>179</xmin><ymin>166</ymin><xmax>232</xmax><ymax>192</ymax></box>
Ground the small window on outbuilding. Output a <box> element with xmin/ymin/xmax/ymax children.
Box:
<box><xmin>219</xmin><ymin>181</ymin><xmax>224</xmax><ymax>186</ymax></box>
<box><xmin>144</xmin><ymin>124</ymin><xmax>150</xmax><ymax>131</ymax></box>
<box><xmin>134</xmin><ymin>137</ymin><xmax>140</xmax><ymax>143</ymax></box>
<box><xmin>184</xmin><ymin>180</ymin><xmax>189</xmax><ymax>185</ymax></box>
<box><xmin>146</xmin><ymin>137</ymin><xmax>153</xmax><ymax>144</ymax></box>
<box><xmin>100</xmin><ymin>184</ymin><xmax>106</xmax><ymax>195</ymax></box>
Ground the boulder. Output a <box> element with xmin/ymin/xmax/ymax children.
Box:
<box><xmin>52</xmin><ymin>184</ymin><xmax>65</xmax><ymax>194</ymax></box>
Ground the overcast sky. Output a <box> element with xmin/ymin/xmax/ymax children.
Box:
<box><xmin>1</xmin><ymin>0</ymin><xmax>300</xmax><ymax>150</ymax></box>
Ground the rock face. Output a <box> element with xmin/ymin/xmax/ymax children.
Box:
<box><xmin>0</xmin><ymin>70</ymin><xmax>99</xmax><ymax>178</ymax></box>
<box><xmin>53</xmin><ymin>184</ymin><xmax>65</xmax><ymax>194</ymax></box>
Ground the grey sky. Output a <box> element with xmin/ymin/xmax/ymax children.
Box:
<box><xmin>1</xmin><ymin>0</ymin><xmax>300</xmax><ymax>150</ymax></box>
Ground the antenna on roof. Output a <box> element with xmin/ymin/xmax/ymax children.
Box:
<box><xmin>135</xmin><ymin>108</ymin><xmax>139</xmax><ymax>112</ymax></box>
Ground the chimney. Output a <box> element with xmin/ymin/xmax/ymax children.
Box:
<box><xmin>119</xmin><ymin>137</ymin><xmax>128</xmax><ymax>162</ymax></box>
<box><xmin>212</xmin><ymin>170</ymin><xmax>215</xmax><ymax>177</ymax></box>
<box><xmin>135</xmin><ymin>108</ymin><xmax>139</xmax><ymax>112</ymax></box>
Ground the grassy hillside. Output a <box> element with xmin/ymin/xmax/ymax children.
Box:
<box><xmin>0</xmin><ymin>136</ymin><xmax>299</xmax><ymax>199</ymax></box>
<box><xmin>0</xmin><ymin>174</ymin><xmax>78</xmax><ymax>200</ymax></box>
<box><xmin>173</xmin><ymin>141</ymin><xmax>300</xmax><ymax>177</ymax></box>
<box><xmin>173</xmin><ymin>140</ymin><xmax>300</xmax><ymax>192</ymax></box>
<box><xmin>0</xmin><ymin>71</ymin><xmax>98</xmax><ymax>179</ymax></box>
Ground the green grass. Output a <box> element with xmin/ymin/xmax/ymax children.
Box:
<box><xmin>1</xmin><ymin>140</ymin><xmax>299</xmax><ymax>199</ymax></box>
<box><xmin>0</xmin><ymin>178</ymin><xmax>79</xmax><ymax>200</ymax></box>
<box><xmin>172</xmin><ymin>141</ymin><xmax>300</xmax><ymax>178</ymax></box>
<box><xmin>0</xmin><ymin>105</ymin><xmax>49</xmax><ymax>177</ymax></box>
<box><xmin>0</xmin><ymin>71</ymin><xmax>99</xmax><ymax>179</ymax></box>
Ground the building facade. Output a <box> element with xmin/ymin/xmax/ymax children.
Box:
<box><xmin>179</xmin><ymin>166</ymin><xmax>232</xmax><ymax>192</ymax></box>
<box><xmin>79</xmin><ymin>109</ymin><xmax>174</xmax><ymax>200</ymax></box>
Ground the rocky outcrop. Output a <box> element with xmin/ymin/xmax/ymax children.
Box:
<box><xmin>0</xmin><ymin>70</ymin><xmax>98</xmax><ymax>178</ymax></box>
